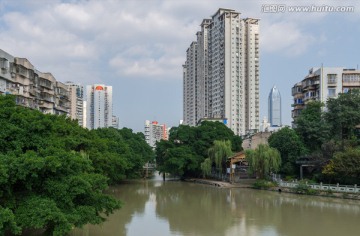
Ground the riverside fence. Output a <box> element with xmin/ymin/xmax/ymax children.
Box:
<box><xmin>272</xmin><ymin>174</ymin><xmax>360</xmax><ymax>193</ymax></box>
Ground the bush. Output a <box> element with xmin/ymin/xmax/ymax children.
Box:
<box><xmin>253</xmin><ymin>180</ymin><xmax>278</xmax><ymax>189</ymax></box>
<box><xmin>294</xmin><ymin>181</ymin><xmax>318</xmax><ymax>195</ymax></box>
<box><xmin>284</xmin><ymin>175</ymin><xmax>296</xmax><ymax>181</ymax></box>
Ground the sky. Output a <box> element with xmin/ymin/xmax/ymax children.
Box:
<box><xmin>1</xmin><ymin>0</ymin><xmax>359</xmax><ymax>132</ymax></box>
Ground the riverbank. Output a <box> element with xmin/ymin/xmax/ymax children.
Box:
<box><xmin>184</xmin><ymin>178</ymin><xmax>256</xmax><ymax>188</ymax></box>
<box><xmin>185</xmin><ymin>178</ymin><xmax>360</xmax><ymax>200</ymax></box>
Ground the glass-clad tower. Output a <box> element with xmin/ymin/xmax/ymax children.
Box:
<box><xmin>268</xmin><ymin>86</ymin><xmax>281</xmax><ymax>127</ymax></box>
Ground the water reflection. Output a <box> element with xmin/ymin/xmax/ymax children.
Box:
<box><xmin>71</xmin><ymin>178</ymin><xmax>360</xmax><ymax>236</ymax></box>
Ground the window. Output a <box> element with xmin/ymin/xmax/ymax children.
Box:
<box><xmin>327</xmin><ymin>74</ymin><xmax>337</xmax><ymax>84</ymax></box>
<box><xmin>328</xmin><ymin>88</ymin><xmax>336</xmax><ymax>97</ymax></box>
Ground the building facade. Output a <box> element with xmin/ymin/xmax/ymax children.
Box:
<box><xmin>291</xmin><ymin>67</ymin><xmax>360</xmax><ymax>124</ymax></box>
<box><xmin>268</xmin><ymin>85</ymin><xmax>281</xmax><ymax>127</ymax></box>
<box><xmin>144</xmin><ymin>120</ymin><xmax>168</xmax><ymax>148</ymax></box>
<box><xmin>86</xmin><ymin>84</ymin><xmax>113</xmax><ymax>129</ymax></box>
<box><xmin>0</xmin><ymin>49</ymin><xmax>69</xmax><ymax>115</ymax></box>
<box><xmin>112</xmin><ymin>115</ymin><xmax>120</xmax><ymax>129</ymax></box>
<box><xmin>183</xmin><ymin>42</ymin><xmax>197</xmax><ymax>126</ymax></box>
<box><xmin>183</xmin><ymin>8</ymin><xmax>260</xmax><ymax>136</ymax></box>
<box><xmin>66</xmin><ymin>81</ymin><xmax>85</xmax><ymax>127</ymax></box>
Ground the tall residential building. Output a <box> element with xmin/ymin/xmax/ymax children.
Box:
<box><xmin>196</xmin><ymin>19</ymin><xmax>212</xmax><ymax>123</ymax></box>
<box><xmin>268</xmin><ymin>86</ymin><xmax>281</xmax><ymax>127</ymax></box>
<box><xmin>291</xmin><ymin>67</ymin><xmax>360</xmax><ymax>124</ymax></box>
<box><xmin>183</xmin><ymin>42</ymin><xmax>197</xmax><ymax>126</ymax></box>
<box><xmin>183</xmin><ymin>8</ymin><xmax>260</xmax><ymax>136</ymax></box>
<box><xmin>66</xmin><ymin>81</ymin><xmax>84</xmax><ymax>127</ymax></box>
<box><xmin>144</xmin><ymin>120</ymin><xmax>168</xmax><ymax>148</ymax></box>
<box><xmin>0</xmin><ymin>49</ymin><xmax>69</xmax><ymax>115</ymax></box>
<box><xmin>86</xmin><ymin>84</ymin><xmax>113</xmax><ymax>129</ymax></box>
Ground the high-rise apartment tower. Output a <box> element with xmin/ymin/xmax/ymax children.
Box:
<box><xmin>183</xmin><ymin>8</ymin><xmax>260</xmax><ymax>136</ymax></box>
<box><xmin>86</xmin><ymin>84</ymin><xmax>113</xmax><ymax>129</ymax></box>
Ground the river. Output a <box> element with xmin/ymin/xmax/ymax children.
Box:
<box><xmin>70</xmin><ymin>175</ymin><xmax>360</xmax><ymax>236</ymax></box>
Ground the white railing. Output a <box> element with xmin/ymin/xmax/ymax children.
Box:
<box><xmin>271</xmin><ymin>174</ymin><xmax>360</xmax><ymax>193</ymax></box>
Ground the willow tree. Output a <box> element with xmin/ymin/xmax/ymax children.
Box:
<box><xmin>208</xmin><ymin>140</ymin><xmax>233</xmax><ymax>175</ymax></box>
<box><xmin>246</xmin><ymin>144</ymin><xmax>281</xmax><ymax>179</ymax></box>
<box><xmin>200</xmin><ymin>158</ymin><xmax>212</xmax><ymax>178</ymax></box>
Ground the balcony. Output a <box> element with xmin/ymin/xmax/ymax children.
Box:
<box><xmin>342</xmin><ymin>79</ymin><xmax>360</xmax><ymax>87</ymax></box>
<box><xmin>292</xmin><ymin>88</ymin><xmax>302</xmax><ymax>96</ymax></box>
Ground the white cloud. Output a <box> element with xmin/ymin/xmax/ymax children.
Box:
<box><xmin>109</xmin><ymin>46</ymin><xmax>183</xmax><ymax>79</ymax></box>
<box><xmin>0</xmin><ymin>0</ymin><xmax>355</xmax><ymax>81</ymax></box>
<box><xmin>261</xmin><ymin>21</ymin><xmax>318</xmax><ymax>56</ymax></box>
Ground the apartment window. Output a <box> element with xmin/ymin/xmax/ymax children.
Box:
<box><xmin>328</xmin><ymin>88</ymin><xmax>336</xmax><ymax>97</ymax></box>
<box><xmin>327</xmin><ymin>74</ymin><xmax>337</xmax><ymax>84</ymax></box>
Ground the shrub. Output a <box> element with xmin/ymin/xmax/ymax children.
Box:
<box><xmin>294</xmin><ymin>181</ymin><xmax>318</xmax><ymax>195</ymax></box>
<box><xmin>253</xmin><ymin>180</ymin><xmax>278</xmax><ymax>189</ymax></box>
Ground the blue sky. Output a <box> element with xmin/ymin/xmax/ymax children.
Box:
<box><xmin>1</xmin><ymin>0</ymin><xmax>359</xmax><ymax>132</ymax></box>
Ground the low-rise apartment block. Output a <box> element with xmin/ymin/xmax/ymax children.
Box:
<box><xmin>291</xmin><ymin>67</ymin><xmax>360</xmax><ymax>124</ymax></box>
<box><xmin>0</xmin><ymin>49</ymin><xmax>70</xmax><ymax>115</ymax></box>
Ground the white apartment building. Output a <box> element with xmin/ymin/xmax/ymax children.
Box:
<box><xmin>144</xmin><ymin>120</ymin><xmax>168</xmax><ymax>149</ymax></box>
<box><xmin>183</xmin><ymin>8</ymin><xmax>260</xmax><ymax>136</ymax></box>
<box><xmin>66</xmin><ymin>81</ymin><xmax>85</xmax><ymax>127</ymax></box>
<box><xmin>183</xmin><ymin>42</ymin><xmax>197</xmax><ymax>126</ymax></box>
<box><xmin>86</xmin><ymin>84</ymin><xmax>113</xmax><ymax>129</ymax></box>
<box><xmin>196</xmin><ymin>19</ymin><xmax>212</xmax><ymax>123</ymax></box>
<box><xmin>291</xmin><ymin>67</ymin><xmax>360</xmax><ymax>123</ymax></box>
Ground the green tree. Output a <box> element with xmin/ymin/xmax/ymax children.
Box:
<box><xmin>268</xmin><ymin>127</ymin><xmax>307</xmax><ymax>175</ymax></box>
<box><xmin>325</xmin><ymin>89</ymin><xmax>360</xmax><ymax>142</ymax></box>
<box><xmin>200</xmin><ymin>158</ymin><xmax>212</xmax><ymax>178</ymax></box>
<box><xmin>156</xmin><ymin>121</ymin><xmax>242</xmax><ymax>178</ymax></box>
<box><xmin>322</xmin><ymin>147</ymin><xmax>360</xmax><ymax>184</ymax></box>
<box><xmin>156</xmin><ymin>141</ymin><xmax>200</xmax><ymax>178</ymax></box>
<box><xmin>0</xmin><ymin>96</ymin><xmax>126</xmax><ymax>235</ymax></box>
<box><xmin>246</xmin><ymin>144</ymin><xmax>281</xmax><ymax>179</ymax></box>
<box><xmin>295</xmin><ymin>101</ymin><xmax>330</xmax><ymax>152</ymax></box>
<box><xmin>208</xmin><ymin>140</ymin><xmax>233</xmax><ymax>174</ymax></box>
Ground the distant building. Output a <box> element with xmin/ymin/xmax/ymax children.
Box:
<box><xmin>291</xmin><ymin>67</ymin><xmax>360</xmax><ymax>125</ymax></box>
<box><xmin>66</xmin><ymin>81</ymin><xmax>84</xmax><ymax>127</ymax></box>
<box><xmin>183</xmin><ymin>8</ymin><xmax>260</xmax><ymax>136</ymax></box>
<box><xmin>0</xmin><ymin>49</ymin><xmax>69</xmax><ymax>115</ymax></box>
<box><xmin>242</xmin><ymin>131</ymin><xmax>272</xmax><ymax>150</ymax></box>
<box><xmin>268</xmin><ymin>86</ymin><xmax>281</xmax><ymax>127</ymax></box>
<box><xmin>260</xmin><ymin>117</ymin><xmax>270</xmax><ymax>132</ymax></box>
<box><xmin>144</xmin><ymin>120</ymin><xmax>168</xmax><ymax>148</ymax></box>
<box><xmin>112</xmin><ymin>115</ymin><xmax>120</xmax><ymax>129</ymax></box>
<box><xmin>83</xmin><ymin>101</ymin><xmax>87</xmax><ymax>128</ymax></box>
<box><xmin>86</xmin><ymin>84</ymin><xmax>113</xmax><ymax>129</ymax></box>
